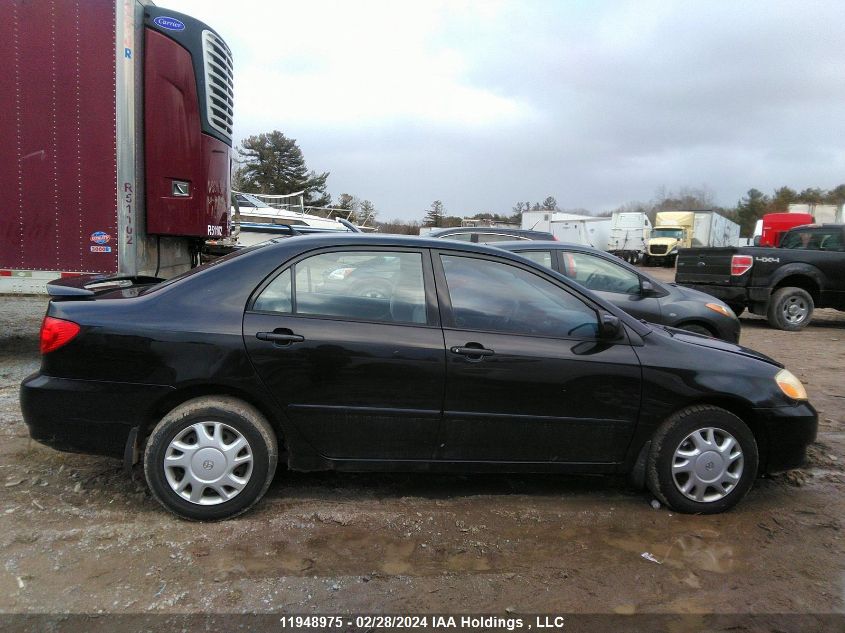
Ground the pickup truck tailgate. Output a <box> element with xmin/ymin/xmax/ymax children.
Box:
<box><xmin>676</xmin><ymin>247</ymin><xmax>738</xmax><ymax>285</ymax></box>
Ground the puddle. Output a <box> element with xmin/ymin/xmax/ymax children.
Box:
<box><xmin>191</xmin><ymin>517</ymin><xmax>743</xmax><ymax>580</ymax></box>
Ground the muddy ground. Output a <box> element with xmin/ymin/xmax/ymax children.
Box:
<box><xmin>0</xmin><ymin>268</ymin><xmax>843</xmax><ymax>625</ymax></box>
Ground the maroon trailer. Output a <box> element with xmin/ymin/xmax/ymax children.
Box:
<box><xmin>0</xmin><ymin>0</ymin><xmax>233</xmax><ymax>293</ymax></box>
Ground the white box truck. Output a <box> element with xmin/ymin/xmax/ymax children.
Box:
<box><xmin>606</xmin><ymin>211</ymin><xmax>652</xmax><ymax>263</ymax></box>
<box><xmin>523</xmin><ymin>212</ymin><xmax>611</xmax><ymax>248</ymax></box>
<box><xmin>645</xmin><ymin>210</ymin><xmax>739</xmax><ymax>267</ymax></box>
<box><xmin>788</xmin><ymin>203</ymin><xmax>844</xmax><ymax>224</ymax></box>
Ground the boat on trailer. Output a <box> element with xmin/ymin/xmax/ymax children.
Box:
<box><xmin>233</xmin><ymin>192</ymin><xmax>360</xmax><ymax>246</ymax></box>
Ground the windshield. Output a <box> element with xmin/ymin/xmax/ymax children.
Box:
<box><xmin>236</xmin><ymin>193</ymin><xmax>271</xmax><ymax>208</ymax></box>
<box><xmin>652</xmin><ymin>228</ymin><xmax>684</xmax><ymax>239</ymax></box>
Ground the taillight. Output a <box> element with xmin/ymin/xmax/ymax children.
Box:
<box><xmin>40</xmin><ymin>317</ymin><xmax>80</xmax><ymax>354</ymax></box>
<box><xmin>730</xmin><ymin>255</ymin><xmax>753</xmax><ymax>276</ymax></box>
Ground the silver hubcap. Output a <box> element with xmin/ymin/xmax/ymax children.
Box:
<box><xmin>164</xmin><ymin>422</ymin><xmax>253</xmax><ymax>505</ymax></box>
<box><xmin>782</xmin><ymin>296</ymin><xmax>808</xmax><ymax>324</ymax></box>
<box><xmin>672</xmin><ymin>427</ymin><xmax>743</xmax><ymax>503</ymax></box>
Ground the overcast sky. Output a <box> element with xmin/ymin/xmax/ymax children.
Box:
<box><xmin>168</xmin><ymin>0</ymin><xmax>845</xmax><ymax>220</ymax></box>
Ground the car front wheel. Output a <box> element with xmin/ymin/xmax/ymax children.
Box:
<box><xmin>646</xmin><ymin>405</ymin><xmax>758</xmax><ymax>514</ymax></box>
<box><xmin>144</xmin><ymin>396</ymin><xmax>278</xmax><ymax>520</ymax></box>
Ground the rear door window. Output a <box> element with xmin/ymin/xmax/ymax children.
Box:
<box><xmin>253</xmin><ymin>251</ymin><xmax>428</xmax><ymax>325</ymax></box>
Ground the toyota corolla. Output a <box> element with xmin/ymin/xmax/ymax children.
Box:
<box><xmin>21</xmin><ymin>235</ymin><xmax>817</xmax><ymax>520</ymax></box>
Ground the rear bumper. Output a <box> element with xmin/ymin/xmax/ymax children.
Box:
<box><xmin>755</xmin><ymin>402</ymin><xmax>818</xmax><ymax>473</ymax></box>
<box><xmin>20</xmin><ymin>373</ymin><xmax>174</xmax><ymax>458</ymax></box>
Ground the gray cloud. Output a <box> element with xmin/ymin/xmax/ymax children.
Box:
<box><xmin>177</xmin><ymin>0</ymin><xmax>845</xmax><ymax>219</ymax></box>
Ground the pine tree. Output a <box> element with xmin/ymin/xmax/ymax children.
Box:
<box><xmin>423</xmin><ymin>200</ymin><xmax>446</xmax><ymax>227</ymax></box>
<box><xmin>237</xmin><ymin>130</ymin><xmax>331</xmax><ymax>207</ymax></box>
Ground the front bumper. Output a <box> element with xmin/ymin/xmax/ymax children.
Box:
<box><xmin>20</xmin><ymin>373</ymin><xmax>174</xmax><ymax>458</ymax></box>
<box><xmin>755</xmin><ymin>402</ymin><xmax>818</xmax><ymax>473</ymax></box>
<box><xmin>677</xmin><ymin>284</ymin><xmax>772</xmax><ymax>307</ymax></box>
<box><xmin>680</xmin><ymin>283</ymin><xmax>748</xmax><ymax>304</ymax></box>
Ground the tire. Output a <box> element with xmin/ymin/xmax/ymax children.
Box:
<box><xmin>727</xmin><ymin>302</ymin><xmax>745</xmax><ymax>317</ymax></box>
<box><xmin>144</xmin><ymin>396</ymin><xmax>278</xmax><ymax>521</ymax></box>
<box><xmin>677</xmin><ymin>323</ymin><xmax>713</xmax><ymax>337</ymax></box>
<box><xmin>766</xmin><ymin>287</ymin><xmax>814</xmax><ymax>331</ymax></box>
<box><xmin>646</xmin><ymin>405</ymin><xmax>758</xmax><ymax>514</ymax></box>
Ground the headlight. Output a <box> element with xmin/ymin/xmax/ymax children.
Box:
<box><xmin>705</xmin><ymin>302</ymin><xmax>733</xmax><ymax>318</ymax></box>
<box><xmin>775</xmin><ymin>369</ymin><xmax>808</xmax><ymax>401</ymax></box>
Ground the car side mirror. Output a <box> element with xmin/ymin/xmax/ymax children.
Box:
<box><xmin>640</xmin><ymin>279</ymin><xmax>657</xmax><ymax>296</ymax></box>
<box><xmin>598</xmin><ymin>312</ymin><xmax>622</xmax><ymax>339</ymax></box>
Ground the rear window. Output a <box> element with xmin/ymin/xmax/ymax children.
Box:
<box><xmin>780</xmin><ymin>229</ymin><xmax>844</xmax><ymax>251</ymax></box>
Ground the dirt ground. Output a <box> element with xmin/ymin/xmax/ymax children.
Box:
<box><xmin>0</xmin><ymin>269</ymin><xmax>843</xmax><ymax>626</ymax></box>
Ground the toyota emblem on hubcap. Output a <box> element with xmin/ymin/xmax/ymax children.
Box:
<box><xmin>705</xmin><ymin>461</ymin><xmax>714</xmax><ymax>470</ymax></box>
<box><xmin>202</xmin><ymin>460</ymin><xmax>215</xmax><ymax>470</ymax></box>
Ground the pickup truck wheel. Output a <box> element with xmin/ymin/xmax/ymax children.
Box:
<box><xmin>144</xmin><ymin>396</ymin><xmax>278</xmax><ymax>521</ymax></box>
<box><xmin>767</xmin><ymin>287</ymin><xmax>814</xmax><ymax>331</ymax></box>
<box><xmin>647</xmin><ymin>405</ymin><xmax>758</xmax><ymax>514</ymax></box>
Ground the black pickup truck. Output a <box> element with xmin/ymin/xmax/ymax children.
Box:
<box><xmin>675</xmin><ymin>224</ymin><xmax>845</xmax><ymax>330</ymax></box>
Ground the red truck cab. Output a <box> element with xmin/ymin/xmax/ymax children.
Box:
<box><xmin>759</xmin><ymin>213</ymin><xmax>814</xmax><ymax>247</ymax></box>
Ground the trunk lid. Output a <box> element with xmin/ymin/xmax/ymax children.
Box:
<box><xmin>46</xmin><ymin>274</ymin><xmax>163</xmax><ymax>298</ymax></box>
<box><xmin>675</xmin><ymin>247</ymin><xmax>739</xmax><ymax>285</ymax></box>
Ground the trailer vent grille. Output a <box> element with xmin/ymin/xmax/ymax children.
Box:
<box><xmin>201</xmin><ymin>29</ymin><xmax>234</xmax><ymax>140</ymax></box>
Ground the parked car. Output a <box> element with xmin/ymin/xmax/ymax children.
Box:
<box><xmin>427</xmin><ymin>226</ymin><xmax>555</xmax><ymax>243</ymax></box>
<box><xmin>22</xmin><ymin>235</ymin><xmax>815</xmax><ymax>519</ymax></box>
<box><xmin>495</xmin><ymin>241</ymin><xmax>741</xmax><ymax>342</ymax></box>
<box><xmin>676</xmin><ymin>224</ymin><xmax>845</xmax><ymax>330</ymax></box>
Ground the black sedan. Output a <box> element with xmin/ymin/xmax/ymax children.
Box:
<box><xmin>495</xmin><ymin>241</ymin><xmax>741</xmax><ymax>343</ymax></box>
<box><xmin>22</xmin><ymin>235</ymin><xmax>816</xmax><ymax>520</ymax></box>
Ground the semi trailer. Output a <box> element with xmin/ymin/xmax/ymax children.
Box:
<box><xmin>0</xmin><ymin>0</ymin><xmax>234</xmax><ymax>293</ymax></box>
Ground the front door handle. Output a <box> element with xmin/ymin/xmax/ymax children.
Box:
<box><xmin>450</xmin><ymin>345</ymin><xmax>494</xmax><ymax>358</ymax></box>
<box><xmin>256</xmin><ymin>330</ymin><xmax>305</xmax><ymax>345</ymax></box>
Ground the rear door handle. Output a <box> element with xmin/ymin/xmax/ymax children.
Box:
<box><xmin>256</xmin><ymin>331</ymin><xmax>305</xmax><ymax>345</ymax></box>
<box><xmin>450</xmin><ymin>345</ymin><xmax>494</xmax><ymax>357</ymax></box>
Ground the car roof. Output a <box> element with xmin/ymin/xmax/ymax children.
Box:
<box><xmin>493</xmin><ymin>240</ymin><xmax>604</xmax><ymax>253</ymax></box>
<box><xmin>164</xmin><ymin>233</ymin><xmax>653</xmax><ymax>338</ymax></box>
<box><xmin>427</xmin><ymin>226</ymin><xmax>552</xmax><ymax>237</ymax></box>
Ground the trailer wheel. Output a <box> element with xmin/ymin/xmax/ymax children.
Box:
<box><xmin>766</xmin><ymin>287</ymin><xmax>814</xmax><ymax>331</ymax></box>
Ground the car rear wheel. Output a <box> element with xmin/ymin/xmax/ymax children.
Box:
<box><xmin>144</xmin><ymin>396</ymin><xmax>278</xmax><ymax>520</ymax></box>
<box><xmin>767</xmin><ymin>287</ymin><xmax>814</xmax><ymax>331</ymax></box>
<box><xmin>646</xmin><ymin>405</ymin><xmax>757</xmax><ymax>514</ymax></box>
